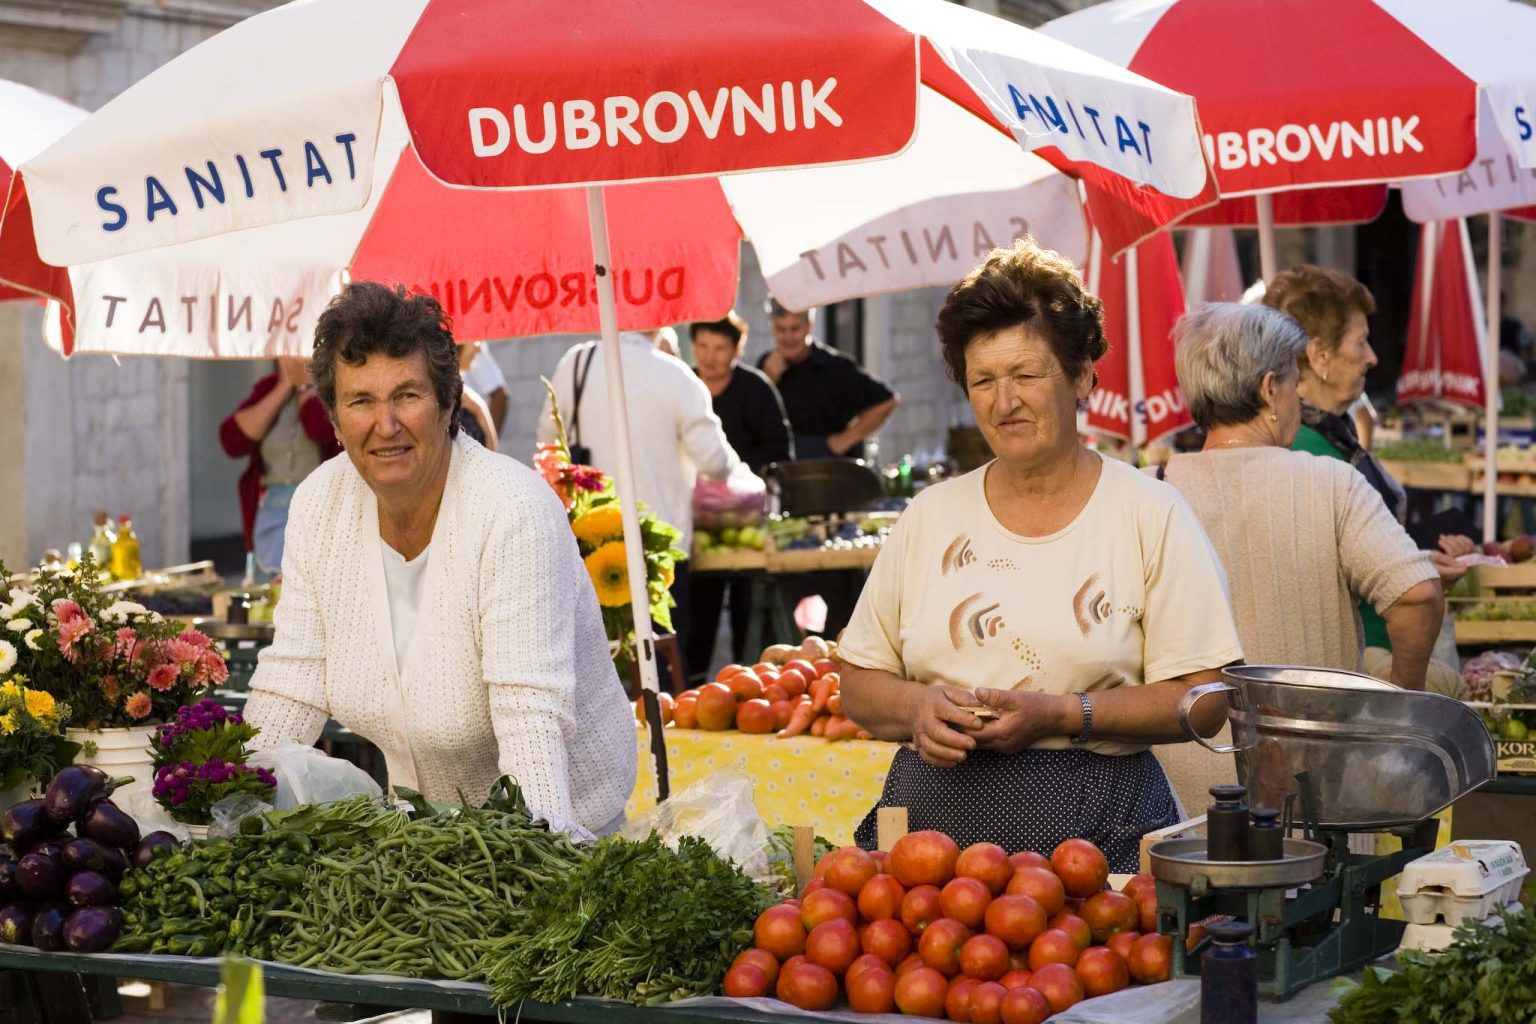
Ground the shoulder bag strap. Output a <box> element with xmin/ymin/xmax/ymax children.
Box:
<box><xmin>568</xmin><ymin>343</ymin><xmax>597</xmax><ymax>446</ymax></box>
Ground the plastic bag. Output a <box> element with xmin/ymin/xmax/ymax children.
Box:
<box><xmin>692</xmin><ymin>463</ymin><xmax>767</xmax><ymax>530</ymax></box>
<box><xmin>113</xmin><ymin>785</ymin><xmax>193</xmax><ymax>840</ymax></box>
<box><xmin>620</xmin><ymin>761</ymin><xmax>775</xmax><ymax>884</ymax></box>
<box><xmin>209</xmin><ymin>794</ymin><xmax>274</xmax><ymax>838</ymax></box>
<box><xmin>246</xmin><ymin>742</ymin><xmax>382</xmax><ymax>809</ymax></box>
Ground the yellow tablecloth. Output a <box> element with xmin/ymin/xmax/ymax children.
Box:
<box><xmin>628</xmin><ymin>727</ymin><xmax>897</xmax><ymax>846</ymax></box>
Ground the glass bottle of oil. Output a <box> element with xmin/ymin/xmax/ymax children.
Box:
<box><xmin>110</xmin><ymin>515</ymin><xmax>141</xmax><ymax>581</ymax></box>
<box><xmin>87</xmin><ymin>511</ymin><xmax>115</xmax><ymax>576</ymax></box>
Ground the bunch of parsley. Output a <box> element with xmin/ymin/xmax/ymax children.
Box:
<box><xmin>483</xmin><ymin>831</ymin><xmax>773</xmax><ymax>1007</ymax></box>
<box><xmin>1329</xmin><ymin>907</ymin><xmax>1536</xmax><ymax>1023</ymax></box>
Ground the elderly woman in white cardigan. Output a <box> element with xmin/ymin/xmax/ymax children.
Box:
<box><xmin>1153</xmin><ymin>302</ymin><xmax>1443</xmax><ymax>814</ymax></box>
<box><xmin>244</xmin><ymin>282</ymin><xmax>635</xmax><ymax>837</ymax></box>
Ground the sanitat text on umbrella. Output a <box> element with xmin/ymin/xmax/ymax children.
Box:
<box><xmin>93</xmin><ymin>132</ymin><xmax>361</xmax><ymax>233</ymax></box>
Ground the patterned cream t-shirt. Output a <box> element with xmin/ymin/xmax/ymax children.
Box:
<box><xmin>839</xmin><ymin>455</ymin><xmax>1244</xmax><ymax>756</ymax></box>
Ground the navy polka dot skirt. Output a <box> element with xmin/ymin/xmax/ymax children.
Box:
<box><xmin>853</xmin><ymin>747</ymin><xmax>1179</xmax><ymax>873</ymax></box>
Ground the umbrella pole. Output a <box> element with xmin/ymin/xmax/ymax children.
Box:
<box><xmin>1256</xmin><ymin>193</ymin><xmax>1278</xmax><ymax>284</ymax></box>
<box><xmin>585</xmin><ymin>184</ymin><xmax>669</xmax><ymax>801</ymax></box>
<box><xmin>1484</xmin><ymin>212</ymin><xmax>1503</xmax><ymax>545</ymax></box>
<box><xmin>1125</xmin><ymin>246</ymin><xmax>1146</xmax><ymax>450</ymax></box>
<box><xmin>1184</xmin><ymin>228</ymin><xmax>1211</xmax><ymax>306</ymax></box>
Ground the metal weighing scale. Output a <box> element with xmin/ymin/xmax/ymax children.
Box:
<box><xmin>1150</xmin><ymin>665</ymin><xmax>1496</xmax><ymax>1000</ymax></box>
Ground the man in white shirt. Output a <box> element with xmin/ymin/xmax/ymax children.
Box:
<box><xmin>538</xmin><ymin>330</ymin><xmax>742</xmax><ymax>683</ymax></box>
<box><xmin>464</xmin><ymin>345</ymin><xmax>510</xmax><ymax>433</ymax></box>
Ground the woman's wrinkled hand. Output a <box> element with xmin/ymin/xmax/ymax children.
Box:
<box><xmin>910</xmin><ymin>686</ymin><xmax>985</xmax><ymax>767</ymax></box>
<box><xmin>969</xmin><ymin>687</ymin><xmax>1072</xmax><ymax>755</ymax></box>
<box><xmin>1429</xmin><ymin>550</ymin><xmax>1470</xmax><ymax>586</ymax></box>
<box><xmin>1437</xmin><ymin>534</ymin><xmax>1478</xmax><ymax>559</ymax></box>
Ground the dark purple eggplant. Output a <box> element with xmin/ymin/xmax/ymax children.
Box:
<box><xmin>62</xmin><ymin>906</ymin><xmax>121</xmax><ymax>953</ymax></box>
<box><xmin>1</xmin><ymin>800</ymin><xmax>62</xmax><ymax>848</ymax></box>
<box><xmin>16</xmin><ymin>853</ymin><xmax>64</xmax><ymax>900</ymax></box>
<box><xmin>30</xmin><ymin>839</ymin><xmax>67</xmax><ymax>865</ymax></box>
<box><xmin>0</xmin><ymin>861</ymin><xmax>18</xmax><ymax>903</ymax></box>
<box><xmin>75</xmin><ymin>800</ymin><xmax>139</xmax><ymax>850</ymax></box>
<box><xmin>30</xmin><ymin>904</ymin><xmax>67</xmax><ymax>951</ymax></box>
<box><xmin>132</xmin><ymin>832</ymin><xmax>178</xmax><ymax>869</ymax></box>
<box><xmin>43</xmin><ymin>765</ymin><xmax>109</xmax><ymax>824</ymax></box>
<box><xmin>64</xmin><ymin>871</ymin><xmax>115</xmax><ymax>908</ymax></box>
<box><xmin>0</xmin><ymin>904</ymin><xmax>33</xmax><ymax>945</ymax></box>
<box><xmin>62</xmin><ymin>839</ymin><xmax>116</xmax><ymax>875</ymax></box>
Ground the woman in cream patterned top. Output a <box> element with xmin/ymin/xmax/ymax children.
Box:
<box><xmin>838</xmin><ymin>239</ymin><xmax>1243</xmax><ymax>870</ymax></box>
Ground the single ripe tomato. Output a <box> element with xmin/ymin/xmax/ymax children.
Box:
<box><xmin>984</xmin><ymin>894</ymin><xmax>1048</xmax><ymax>951</ymax></box>
<box><xmin>753</xmin><ymin>904</ymin><xmax>806</xmax><ymax>960</ymax></box>
<box><xmin>800</xmin><ymin>887</ymin><xmax>856</xmax><ymax>930</ymax></box>
<box><xmin>1046</xmin><ymin>911</ymin><xmax>1093</xmax><ymax>951</ymax></box>
<box><xmin>1000</xmin><ymin>985</ymin><xmax>1052</xmax><ymax>1024</ymax></box>
<box><xmin>1107</xmin><ymin>930</ymin><xmax>1140</xmax><ymax>963</ymax></box>
<box><xmin>731</xmin><ymin>948</ymin><xmax>780</xmax><ymax>989</ymax></box>
<box><xmin>888</xmin><ymin>830</ymin><xmax>960</xmax><ymax>888</ymax></box>
<box><xmin>1026</xmin><ymin>928</ymin><xmax>1080</xmax><ymax>971</ymax></box>
<box><xmin>997</xmin><ymin>968</ymin><xmax>1033</xmax><ymax>991</ymax></box>
<box><xmin>894</xmin><ymin>965</ymin><xmax>950</xmax><ymax>1018</ymax></box>
<box><xmin>1080</xmin><ymin>890</ymin><xmax>1139</xmax><ymax>942</ymax></box>
<box><xmin>900</xmin><ymin>884</ymin><xmax>944</xmax><ymax>936</ymax></box>
<box><xmin>846</xmin><ymin>963</ymin><xmax>897</xmax><ymax>1014</ymax></box>
<box><xmin>1006</xmin><ymin>867</ymin><xmax>1066</xmax><ymax>915</ymax></box>
<box><xmin>940</xmin><ymin>876</ymin><xmax>994</xmax><ymax>929</ymax></box>
<box><xmin>969</xmin><ymin>980</ymin><xmax>1009</xmax><ymax>1024</ymax></box>
<box><xmin>846</xmin><ymin>952</ymin><xmax>890</xmax><ymax>989</ymax></box>
<box><xmin>959</xmin><ymin>933</ymin><xmax>1010</xmax><ymax>981</ymax></box>
<box><xmin>857</xmin><ymin>873</ymin><xmax>906</xmax><ymax>921</ymax></box>
<box><xmin>1028</xmin><ymin>962</ymin><xmax>1085</xmax><ymax>1014</ymax></box>
<box><xmin>1008</xmin><ymin>850</ymin><xmax>1051</xmax><ymax>872</ymax></box>
<box><xmin>778</xmin><ymin>960</ymin><xmax>838</xmax><ymax>1012</ymax></box>
<box><xmin>1076</xmin><ymin>946</ymin><xmax>1131</xmax><ymax>997</ymax></box>
<box><xmin>806</xmin><ymin>918</ymin><xmax>860</xmax><ymax>975</ymax></box>
<box><xmin>918</xmin><ymin>917</ymin><xmax>973</xmax><ymax>977</ymax></box>
<box><xmin>861</xmin><ymin>917</ymin><xmax>913</xmax><ymax>967</ymax></box>
<box><xmin>1050</xmin><ymin>838</ymin><xmax>1110</xmax><ymax>898</ymax></box>
<box><xmin>946</xmin><ymin>976</ymin><xmax>982</xmax><ymax>1023</ymax></box>
<box><xmin>821</xmin><ymin>847</ymin><xmax>877</xmax><ymax>897</ymax></box>
<box><xmin>723</xmin><ymin>963</ymin><xmax>768</xmax><ymax>998</ymax></box>
<box><xmin>1128</xmin><ymin>933</ymin><xmax>1173</xmax><ymax>984</ymax></box>
<box><xmin>956</xmin><ymin>842</ymin><xmax>1015</xmax><ymax>895</ymax></box>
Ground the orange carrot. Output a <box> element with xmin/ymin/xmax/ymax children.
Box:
<box><xmin>777</xmin><ymin>697</ymin><xmax>816</xmax><ymax>738</ymax></box>
<box><xmin>855</xmin><ymin>729</ymin><xmax>874</xmax><ymax>740</ymax></box>
<box><xmin>824</xmin><ymin>714</ymin><xmax>861</xmax><ymax>741</ymax></box>
<box><xmin>809</xmin><ymin>676</ymin><xmax>837</xmax><ymax>715</ymax></box>
<box><xmin>827</xmin><ymin>691</ymin><xmax>843</xmax><ymax>716</ymax></box>
<box><xmin>811</xmin><ymin>714</ymin><xmax>829</xmax><ymax>737</ymax></box>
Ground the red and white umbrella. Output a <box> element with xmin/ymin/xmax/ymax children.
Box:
<box><xmin>0</xmin><ymin>79</ymin><xmax>84</xmax><ymax>305</ymax></box>
<box><xmin>0</xmin><ymin>0</ymin><xmax>1218</xmax><ymax>731</ymax></box>
<box><xmin>1397</xmin><ymin>218</ymin><xmax>1486</xmax><ymax>414</ymax></box>
<box><xmin>1043</xmin><ymin>0</ymin><xmax>1536</xmax><ymax>278</ymax></box>
<box><xmin>1085</xmin><ymin>229</ymin><xmax>1191</xmax><ymax>447</ymax></box>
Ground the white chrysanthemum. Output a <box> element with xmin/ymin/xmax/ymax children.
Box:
<box><xmin>0</xmin><ymin>640</ymin><xmax>16</xmax><ymax>674</ymax></box>
<box><xmin>101</xmin><ymin>601</ymin><xmax>147</xmax><ymax>625</ymax></box>
<box><xmin>6</xmin><ymin>619</ymin><xmax>32</xmax><ymax>633</ymax></box>
<box><xmin>0</xmin><ymin>604</ymin><xmax>12</xmax><ymax>622</ymax></box>
<box><xmin>23</xmin><ymin>630</ymin><xmax>43</xmax><ymax>652</ymax></box>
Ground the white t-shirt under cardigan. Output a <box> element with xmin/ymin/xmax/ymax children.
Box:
<box><xmin>245</xmin><ymin>433</ymin><xmax>636</xmax><ymax>834</ymax></box>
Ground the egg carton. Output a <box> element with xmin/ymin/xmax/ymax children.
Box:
<box><xmin>1398</xmin><ymin>906</ymin><xmax>1517</xmax><ymax>955</ymax></box>
<box><xmin>1397</xmin><ymin>841</ymin><xmax>1528</xmax><ymax>926</ymax></box>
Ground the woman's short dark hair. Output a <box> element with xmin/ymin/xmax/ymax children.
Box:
<box><xmin>690</xmin><ymin>311</ymin><xmax>748</xmax><ymax>346</ymax></box>
<box><xmin>1261</xmin><ymin>264</ymin><xmax>1376</xmax><ymax>355</ymax></box>
<box><xmin>936</xmin><ymin>237</ymin><xmax>1107</xmax><ymax>388</ymax></box>
<box><xmin>311</xmin><ymin>282</ymin><xmax>463</xmax><ymax>438</ymax></box>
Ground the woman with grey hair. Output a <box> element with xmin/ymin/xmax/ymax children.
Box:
<box><xmin>1153</xmin><ymin>302</ymin><xmax>1444</xmax><ymax>812</ymax></box>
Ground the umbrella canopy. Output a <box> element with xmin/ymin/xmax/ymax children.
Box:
<box><xmin>2</xmin><ymin>0</ymin><xmax>1217</xmax><ymax>357</ymax></box>
<box><xmin>1043</xmin><ymin>0</ymin><xmax>1536</xmax><ymax>274</ymax></box>
<box><xmin>1397</xmin><ymin>218</ymin><xmax>1486</xmax><ymax>412</ymax></box>
<box><xmin>1085</xmin><ymin>230</ymin><xmax>1191</xmax><ymax>447</ymax></box>
<box><xmin>0</xmin><ymin>78</ymin><xmax>85</xmax><ymax>304</ymax></box>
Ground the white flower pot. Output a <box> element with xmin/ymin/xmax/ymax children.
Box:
<box><xmin>68</xmin><ymin>724</ymin><xmax>158</xmax><ymax>807</ymax></box>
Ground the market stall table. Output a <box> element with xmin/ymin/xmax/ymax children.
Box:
<box><xmin>628</xmin><ymin>727</ymin><xmax>895</xmax><ymax>846</ymax></box>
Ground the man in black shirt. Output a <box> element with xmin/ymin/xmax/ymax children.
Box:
<box><xmin>686</xmin><ymin>313</ymin><xmax>792</xmax><ymax>677</ymax></box>
<box><xmin>757</xmin><ymin>300</ymin><xmax>898</xmax><ymax>461</ymax></box>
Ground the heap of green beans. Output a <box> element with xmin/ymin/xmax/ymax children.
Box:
<box><xmin>270</xmin><ymin>806</ymin><xmax>584</xmax><ymax>979</ymax></box>
<box><xmin>115</xmin><ymin>796</ymin><xmax>405</xmax><ymax>959</ymax></box>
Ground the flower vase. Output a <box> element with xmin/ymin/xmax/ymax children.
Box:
<box><xmin>67</xmin><ymin>724</ymin><xmax>158</xmax><ymax>806</ymax></box>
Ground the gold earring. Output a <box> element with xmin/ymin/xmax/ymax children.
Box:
<box><xmin>1270</xmin><ymin>413</ymin><xmax>1278</xmax><ymax>422</ymax></box>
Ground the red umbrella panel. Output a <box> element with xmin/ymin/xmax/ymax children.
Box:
<box><xmin>1397</xmin><ymin>218</ymin><xmax>1486</xmax><ymax>412</ymax></box>
<box><xmin>1086</xmin><ymin>230</ymin><xmax>1192</xmax><ymax>446</ymax></box>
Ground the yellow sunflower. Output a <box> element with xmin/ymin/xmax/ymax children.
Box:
<box><xmin>23</xmin><ymin>689</ymin><xmax>55</xmax><ymax>721</ymax></box>
<box><xmin>584</xmin><ymin>542</ymin><xmax>631</xmax><ymax>608</ymax></box>
<box><xmin>572</xmin><ymin>505</ymin><xmax>624</xmax><ymax>547</ymax></box>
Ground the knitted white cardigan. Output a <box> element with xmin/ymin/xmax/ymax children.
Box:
<box><xmin>245</xmin><ymin>434</ymin><xmax>636</xmax><ymax>832</ymax></box>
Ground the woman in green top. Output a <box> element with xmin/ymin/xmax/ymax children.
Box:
<box><xmin>1261</xmin><ymin>265</ymin><xmax>1472</xmax><ymax>648</ymax></box>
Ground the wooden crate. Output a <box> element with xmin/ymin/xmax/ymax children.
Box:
<box><xmin>1455</xmin><ymin>619</ymin><xmax>1536</xmax><ymax>644</ymax></box>
<box><xmin>1378</xmin><ymin>459</ymin><xmax>1470</xmax><ymax>492</ymax></box>
<box><xmin>1138</xmin><ymin>814</ymin><xmax>1206</xmax><ymax>874</ymax></box>
<box><xmin>1475</xmin><ymin>563</ymin><xmax>1536</xmax><ymax>597</ymax></box>
<box><xmin>767</xmin><ymin>545</ymin><xmax>881</xmax><ymax>573</ymax></box>
<box><xmin>691</xmin><ymin>548</ymin><xmax>767</xmax><ymax>572</ymax></box>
